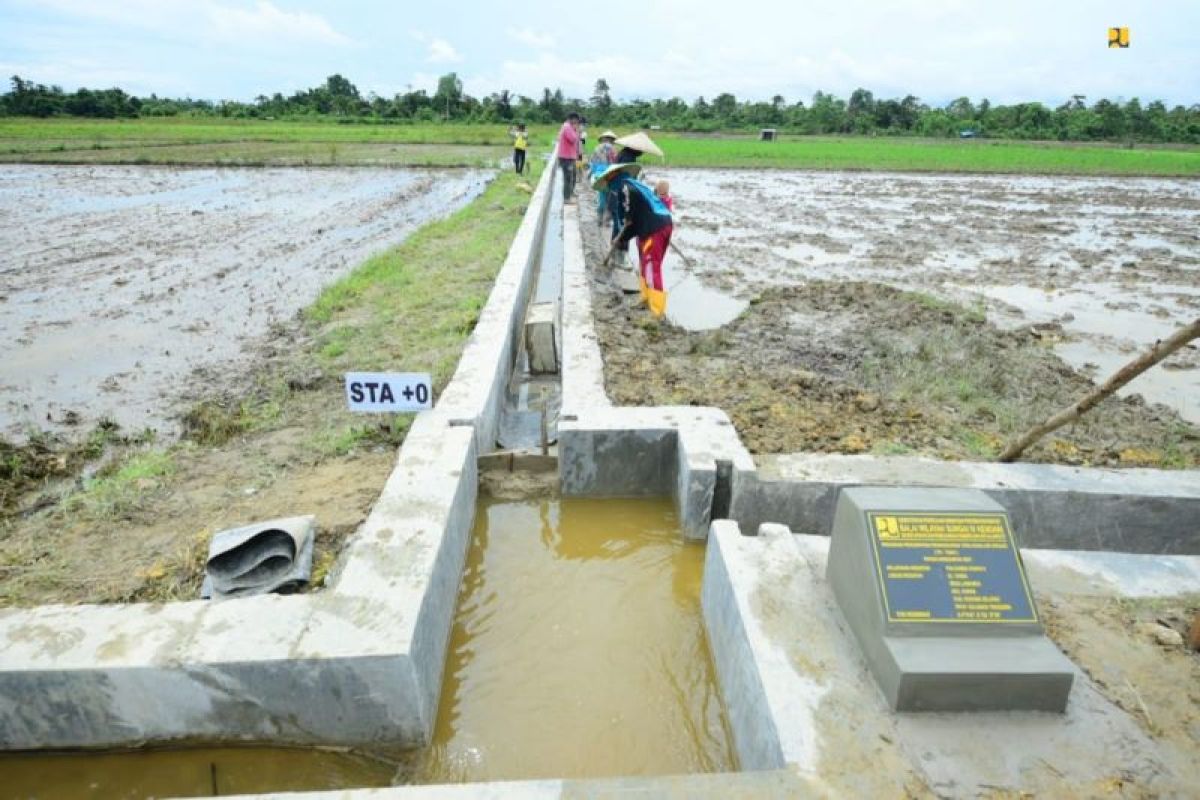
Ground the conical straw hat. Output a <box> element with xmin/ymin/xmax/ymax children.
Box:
<box><xmin>614</xmin><ymin>131</ymin><xmax>664</xmax><ymax>157</ymax></box>
<box><xmin>590</xmin><ymin>162</ymin><xmax>642</xmax><ymax>189</ymax></box>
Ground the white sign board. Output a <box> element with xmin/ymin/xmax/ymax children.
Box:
<box><xmin>344</xmin><ymin>372</ymin><xmax>433</xmax><ymax>413</ymax></box>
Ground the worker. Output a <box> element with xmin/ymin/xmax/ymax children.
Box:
<box><xmin>589</xmin><ymin>131</ymin><xmax>619</xmax><ymax>227</ymax></box>
<box><xmin>592</xmin><ymin>163</ymin><xmax>674</xmax><ymax>318</ymax></box>
<box><xmin>509</xmin><ymin>122</ymin><xmax>528</xmax><ymax>174</ymax></box>
<box><xmin>555</xmin><ymin>112</ymin><xmax>582</xmax><ymax>202</ymax></box>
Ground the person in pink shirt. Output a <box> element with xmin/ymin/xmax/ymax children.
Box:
<box><xmin>556</xmin><ymin>111</ymin><xmax>581</xmax><ymax>202</ymax></box>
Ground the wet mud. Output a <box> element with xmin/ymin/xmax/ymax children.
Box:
<box><xmin>0</xmin><ymin>165</ymin><xmax>489</xmax><ymax>440</ymax></box>
<box><xmin>580</xmin><ymin>170</ymin><xmax>1199</xmax><ymax>466</ymax></box>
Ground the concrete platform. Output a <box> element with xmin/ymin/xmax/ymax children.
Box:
<box><xmin>702</xmin><ymin>519</ymin><xmax>1200</xmax><ymax>796</ymax></box>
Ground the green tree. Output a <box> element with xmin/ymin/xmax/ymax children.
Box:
<box><xmin>435</xmin><ymin>72</ymin><xmax>463</xmax><ymax>119</ymax></box>
<box><xmin>591</xmin><ymin>78</ymin><xmax>612</xmax><ymax>117</ymax></box>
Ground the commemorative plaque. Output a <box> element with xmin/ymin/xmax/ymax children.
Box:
<box><xmin>827</xmin><ymin>487</ymin><xmax>1074</xmax><ymax>712</ymax></box>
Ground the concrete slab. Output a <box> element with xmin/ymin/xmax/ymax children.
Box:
<box><xmin>525</xmin><ymin>301</ymin><xmax>558</xmax><ymax>374</ymax></box>
<box><xmin>702</xmin><ymin>520</ymin><xmax>1199</xmax><ymax>796</ymax></box>
<box><xmin>0</xmin><ymin>411</ymin><xmax>477</xmax><ymax>749</ymax></box>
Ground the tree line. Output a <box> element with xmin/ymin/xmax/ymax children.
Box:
<box><xmin>4</xmin><ymin>74</ymin><xmax>1198</xmax><ymax>144</ymax></box>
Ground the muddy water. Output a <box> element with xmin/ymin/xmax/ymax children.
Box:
<box><xmin>0</xmin><ymin>165</ymin><xmax>489</xmax><ymax>439</ymax></box>
<box><xmin>0</xmin><ymin>745</ymin><xmax>395</xmax><ymax>799</ymax></box>
<box><xmin>404</xmin><ymin>496</ymin><xmax>734</xmax><ymax>783</ymax></box>
<box><xmin>655</xmin><ymin>168</ymin><xmax>1200</xmax><ymax>421</ymax></box>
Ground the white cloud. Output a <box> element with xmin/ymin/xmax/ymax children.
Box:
<box><xmin>426</xmin><ymin>37</ymin><xmax>462</xmax><ymax>64</ymax></box>
<box><xmin>208</xmin><ymin>1</ymin><xmax>352</xmax><ymax>47</ymax></box>
<box><xmin>15</xmin><ymin>0</ymin><xmax>353</xmax><ymax>48</ymax></box>
<box><xmin>507</xmin><ymin>28</ymin><xmax>555</xmax><ymax>50</ymax></box>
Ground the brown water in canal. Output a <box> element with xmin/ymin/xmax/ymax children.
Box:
<box><xmin>403</xmin><ymin>495</ymin><xmax>735</xmax><ymax>783</ymax></box>
<box><xmin>0</xmin><ymin>496</ymin><xmax>733</xmax><ymax>795</ymax></box>
<box><xmin>0</xmin><ymin>746</ymin><xmax>395</xmax><ymax>798</ymax></box>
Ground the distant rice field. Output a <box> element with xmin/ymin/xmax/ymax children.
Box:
<box><xmin>653</xmin><ymin>134</ymin><xmax>1200</xmax><ymax>176</ymax></box>
<box><xmin>1</xmin><ymin>118</ymin><xmax>1196</xmax><ymax>175</ymax></box>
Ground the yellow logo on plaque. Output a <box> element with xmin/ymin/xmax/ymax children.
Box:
<box><xmin>875</xmin><ymin>516</ymin><xmax>899</xmax><ymax>538</ymax></box>
<box><xmin>1108</xmin><ymin>27</ymin><xmax>1129</xmax><ymax>48</ymax></box>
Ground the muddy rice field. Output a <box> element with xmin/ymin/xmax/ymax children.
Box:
<box><xmin>0</xmin><ymin>165</ymin><xmax>488</xmax><ymax>440</ymax></box>
<box><xmin>583</xmin><ymin>169</ymin><xmax>1200</xmax><ymax>466</ymax></box>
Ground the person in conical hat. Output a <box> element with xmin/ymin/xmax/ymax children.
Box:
<box><xmin>593</xmin><ymin>163</ymin><xmax>673</xmax><ymax>318</ymax></box>
<box><xmin>614</xmin><ymin>131</ymin><xmax>664</xmax><ymax>163</ymax></box>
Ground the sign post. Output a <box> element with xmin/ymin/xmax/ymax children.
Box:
<box><xmin>344</xmin><ymin>372</ymin><xmax>434</xmax><ymax>413</ymax></box>
<box><xmin>827</xmin><ymin>487</ymin><xmax>1074</xmax><ymax>712</ymax></box>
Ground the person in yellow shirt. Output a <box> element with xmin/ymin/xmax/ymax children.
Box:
<box><xmin>509</xmin><ymin>123</ymin><xmax>528</xmax><ymax>174</ymax></box>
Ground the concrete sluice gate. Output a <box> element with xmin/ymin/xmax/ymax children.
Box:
<box><xmin>1</xmin><ymin>161</ymin><xmax>1198</xmax><ymax>799</ymax></box>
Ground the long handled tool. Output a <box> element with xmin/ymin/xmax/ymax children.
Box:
<box><xmin>668</xmin><ymin>239</ymin><xmax>696</xmax><ymax>269</ymax></box>
<box><xmin>602</xmin><ymin>223</ymin><xmax>632</xmax><ymax>268</ymax></box>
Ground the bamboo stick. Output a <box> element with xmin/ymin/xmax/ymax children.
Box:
<box><xmin>997</xmin><ymin>318</ymin><xmax>1200</xmax><ymax>463</ymax></box>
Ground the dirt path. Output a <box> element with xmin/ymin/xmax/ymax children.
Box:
<box><xmin>580</xmin><ymin>173</ymin><xmax>1199</xmax><ymax>466</ymax></box>
<box><xmin>0</xmin><ymin>165</ymin><xmax>488</xmax><ymax>440</ymax></box>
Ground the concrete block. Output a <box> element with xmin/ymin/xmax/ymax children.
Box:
<box><xmin>524</xmin><ymin>301</ymin><xmax>558</xmax><ymax>374</ymax></box>
<box><xmin>826</xmin><ymin>487</ymin><xmax>1074</xmax><ymax>712</ymax></box>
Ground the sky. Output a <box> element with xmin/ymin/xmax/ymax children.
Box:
<box><xmin>0</xmin><ymin>0</ymin><xmax>1197</xmax><ymax>108</ymax></box>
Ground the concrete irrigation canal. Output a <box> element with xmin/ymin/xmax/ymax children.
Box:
<box><xmin>1</xmin><ymin>162</ymin><xmax>1198</xmax><ymax>798</ymax></box>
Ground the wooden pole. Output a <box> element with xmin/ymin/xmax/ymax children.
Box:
<box><xmin>997</xmin><ymin>318</ymin><xmax>1200</xmax><ymax>463</ymax></box>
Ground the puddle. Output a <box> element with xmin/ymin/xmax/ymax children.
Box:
<box><xmin>979</xmin><ymin>283</ymin><xmax>1199</xmax><ymax>423</ymax></box>
<box><xmin>404</xmin><ymin>496</ymin><xmax>735</xmax><ymax>782</ymax></box>
<box><xmin>665</xmin><ymin>271</ymin><xmax>748</xmax><ymax>331</ymax></box>
<box><xmin>0</xmin><ymin>165</ymin><xmax>491</xmax><ymax>440</ymax></box>
<box><xmin>0</xmin><ymin>745</ymin><xmax>396</xmax><ymax>799</ymax></box>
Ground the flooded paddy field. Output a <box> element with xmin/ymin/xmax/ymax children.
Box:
<box><xmin>0</xmin><ymin>164</ymin><xmax>489</xmax><ymax>440</ymax></box>
<box><xmin>583</xmin><ymin>169</ymin><xmax>1200</xmax><ymax>466</ymax></box>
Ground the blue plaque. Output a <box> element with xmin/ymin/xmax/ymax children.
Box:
<box><xmin>866</xmin><ymin>511</ymin><xmax>1037</xmax><ymax>624</ymax></box>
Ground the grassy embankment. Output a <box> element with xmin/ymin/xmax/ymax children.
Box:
<box><xmin>0</xmin><ymin>159</ymin><xmax>543</xmax><ymax>606</ymax></box>
<box><xmin>0</xmin><ymin>118</ymin><xmax>550</xmax><ymax>167</ymax></box>
<box><xmin>2</xmin><ymin>118</ymin><xmax>1198</xmax><ymax>175</ymax></box>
